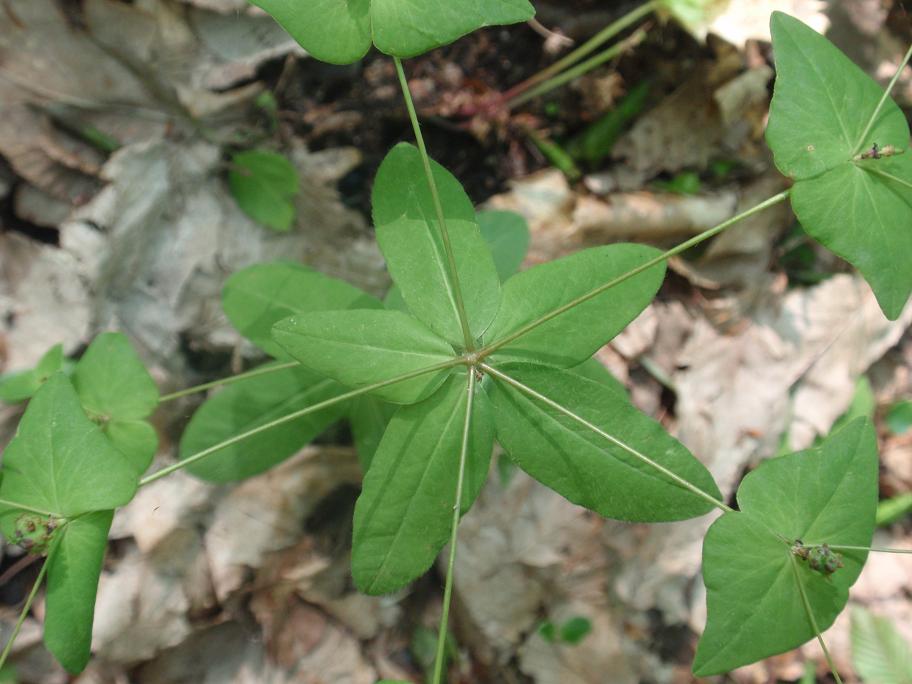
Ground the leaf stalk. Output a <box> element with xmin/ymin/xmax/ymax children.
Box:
<box><xmin>478</xmin><ymin>190</ymin><xmax>792</xmax><ymax>359</ymax></box>
<box><xmin>140</xmin><ymin>359</ymin><xmax>461</xmax><ymax>486</ymax></box>
<box><xmin>394</xmin><ymin>57</ymin><xmax>476</xmax><ymax>352</ymax></box>
<box><xmin>481</xmin><ymin>363</ymin><xmax>732</xmax><ymax>514</ymax></box>
<box><xmin>431</xmin><ymin>369</ymin><xmax>477</xmax><ymax>684</ymax></box>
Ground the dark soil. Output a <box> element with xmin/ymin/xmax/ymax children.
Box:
<box><xmin>270</xmin><ymin>8</ymin><xmax>708</xmax><ymax>219</ymax></box>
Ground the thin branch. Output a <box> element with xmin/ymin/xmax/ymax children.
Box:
<box><xmin>158</xmin><ymin>361</ymin><xmax>301</xmax><ymax>403</ymax></box>
<box><xmin>508</xmin><ymin>27</ymin><xmax>647</xmax><ymax>108</ymax></box>
<box><xmin>0</xmin><ymin>551</ymin><xmax>51</xmax><ymax>670</ymax></box>
<box><xmin>478</xmin><ymin>191</ymin><xmax>791</xmax><ymax>360</ymax></box>
<box><xmin>0</xmin><ymin>499</ymin><xmax>59</xmax><ymax>519</ymax></box>
<box><xmin>503</xmin><ymin>0</ymin><xmax>659</xmax><ymax>102</ymax></box>
<box><xmin>825</xmin><ymin>544</ymin><xmax>912</xmax><ymax>555</ymax></box>
<box><xmin>861</xmin><ymin>165</ymin><xmax>912</xmax><ymax>191</ymax></box>
<box><xmin>481</xmin><ymin>364</ymin><xmax>732</xmax><ymax>514</ymax></box>
<box><xmin>140</xmin><ymin>359</ymin><xmax>461</xmax><ymax>486</ymax></box>
<box><xmin>394</xmin><ymin>57</ymin><xmax>475</xmax><ymax>352</ymax></box>
<box><xmin>851</xmin><ymin>42</ymin><xmax>912</xmax><ymax>157</ymax></box>
<box><xmin>788</xmin><ymin>553</ymin><xmax>844</xmax><ymax>684</ymax></box>
<box><xmin>431</xmin><ymin>370</ymin><xmax>477</xmax><ymax>684</ymax></box>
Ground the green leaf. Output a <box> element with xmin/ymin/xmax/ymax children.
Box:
<box><xmin>72</xmin><ymin>333</ymin><xmax>159</xmax><ymax>473</ymax></box>
<box><xmin>250</xmin><ymin>0</ymin><xmax>533</xmax><ymax>65</ymax></box>
<box><xmin>886</xmin><ymin>400</ymin><xmax>912</xmax><ymax>435</ymax></box>
<box><xmin>485</xmin><ymin>244</ymin><xmax>665</xmax><ymax>368</ymax></box>
<box><xmin>371</xmin><ymin>0</ymin><xmax>534</xmax><ymax>59</ymax></box>
<box><xmin>273</xmin><ymin>309</ymin><xmax>456</xmax><ymax>404</ymax></box>
<box><xmin>477</xmin><ymin>210</ymin><xmax>531</xmax><ymax>282</ymax></box>
<box><xmin>568</xmin><ymin>81</ymin><xmax>650</xmax><ymax>164</ymax></box>
<box><xmin>877</xmin><ymin>493</ymin><xmax>912</xmax><ymax>526</ymax></box>
<box><xmin>538</xmin><ymin>620</ymin><xmax>557</xmax><ymax>642</ymax></box>
<box><xmin>488</xmin><ymin>365</ymin><xmax>721</xmax><ymax>521</ymax></box>
<box><xmin>383</xmin><ymin>208</ymin><xmax>529</xmax><ymax>313</ymax></box>
<box><xmin>0</xmin><ymin>374</ymin><xmax>138</xmax><ymax>517</ymax></box>
<box><xmin>180</xmin><ymin>362</ymin><xmax>347</xmax><ymax>482</ymax></box>
<box><xmin>851</xmin><ymin>605</ymin><xmax>912</xmax><ymax>684</ymax></box>
<box><xmin>349</xmin><ymin>396</ymin><xmax>396</xmax><ymax>471</ymax></box>
<box><xmin>373</xmin><ymin>143</ymin><xmax>501</xmax><ymax>347</ymax></box>
<box><xmin>351</xmin><ymin>374</ymin><xmax>493</xmax><ymax>594</ymax></box>
<box><xmin>767</xmin><ymin>13</ymin><xmax>912</xmax><ymax>319</ymax></box>
<box><xmin>559</xmin><ymin>616</ymin><xmax>592</xmax><ymax>645</ymax></box>
<box><xmin>0</xmin><ymin>344</ymin><xmax>64</xmax><ymax>404</ymax></box>
<box><xmin>229</xmin><ymin>150</ymin><xmax>299</xmax><ymax>231</ymax></box>
<box><xmin>44</xmin><ymin>511</ymin><xmax>113</xmax><ymax>674</ymax></box>
<box><xmin>693</xmin><ymin>418</ymin><xmax>878</xmax><ymax>675</ymax></box>
<box><xmin>223</xmin><ymin>262</ymin><xmax>381</xmax><ymax>359</ymax></box>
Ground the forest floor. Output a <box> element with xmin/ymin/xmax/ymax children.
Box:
<box><xmin>0</xmin><ymin>0</ymin><xmax>911</xmax><ymax>682</ymax></box>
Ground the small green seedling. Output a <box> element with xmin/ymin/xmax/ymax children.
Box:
<box><xmin>229</xmin><ymin>149</ymin><xmax>300</xmax><ymax>231</ymax></box>
<box><xmin>0</xmin><ymin>5</ymin><xmax>909</xmax><ymax>683</ymax></box>
<box><xmin>538</xmin><ymin>616</ymin><xmax>593</xmax><ymax>646</ymax></box>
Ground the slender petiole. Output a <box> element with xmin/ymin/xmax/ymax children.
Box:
<box><xmin>431</xmin><ymin>369</ymin><xmax>476</xmax><ymax>684</ymax></box>
<box><xmin>478</xmin><ymin>190</ymin><xmax>791</xmax><ymax>359</ymax></box>
<box><xmin>851</xmin><ymin>42</ymin><xmax>912</xmax><ymax>158</ymax></box>
<box><xmin>158</xmin><ymin>361</ymin><xmax>301</xmax><ymax>403</ymax></box>
<box><xmin>504</xmin><ymin>0</ymin><xmax>658</xmax><ymax>104</ymax></box>
<box><xmin>0</xmin><ymin>499</ymin><xmax>59</xmax><ymax>519</ymax></box>
<box><xmin>481</xmin><ymin>363</ymin><xmax>733</xmax><ymax>514</ymax></box>
<box><xmin>508</xmin><ymin>28</ymin><xmax>647</xmax><ymax>108</ymax></box>
<box><xmin>788</xmin><ymin>553</ymin><xmax>844</xmax><ymax>684</ymax></box>
<box><xmin>0</xmin><ymin>550</ymin><xmax>51</xmax><ymax>670</ymax></box>
<box><xmin>824</xmin><ymin>544</ymin><xmax>912</xmax><ymax>555</ymax></box>
<box><xmin>394</xmin><ymin>57</ymin><xmax>475</xmax><ymax>352</ymax></box>
<box><xmin>139</xmin><ymin>359</ymin><xmax>462</xmax><ymax>487</ymax></box>
<box><xmin>861</xmin><ymin>166</ymin><xmax>912</xmax><ymax>191</ymax></box>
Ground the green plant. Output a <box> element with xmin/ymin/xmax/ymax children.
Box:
<box><xmin>0</xmin><ymin>6</ymin><xmax>910</xmax><ymax>683</ymax></box>
<box><xmin>851</xmin><ymin>606</ymin><xmax>912</xmax><ymax>684</ymax></box>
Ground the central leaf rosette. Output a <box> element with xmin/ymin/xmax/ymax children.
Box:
<box><xmin>269</xmin><ymin>143</ymin><xmax>724</xmax><ymax>594</ymax></box>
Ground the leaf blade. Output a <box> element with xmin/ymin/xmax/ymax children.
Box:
<box><xmin>222</xmin><ymin>261</ymin><xmax>381</xmax><ymax>359</ymax></box>
<box><xmin>0</xmin><ymin>374</ymin><xmax>138</xmax><ymax>517</ymax></box>
<box><xmin>351</xmin><ymin>374</ymin><xmax>493</xmax><ymax>594</ymax></box>
<box><xmin>694</xmin><ymin>419</ymin><xmax>878</xmax><ymax>675</ymax></box>
<box><xmin>44</xmin><ymin>511</ymin><xmax>114</xmax><ymax>674</ymax></box>
<box><xmin>180</xmin><ymin>362</ymin><xmax>347</xmax><ymax>482</ymax></box>
<box><xmin>486</xmin><ymin>244</ymin><xmax>666</xmax><ymax>368</ymax></box>
<box><xmin>488</xmin><ymin>365</ymin><xmax>721</xmax><ymax>521</ymax></box>
<box><xmin>373</xmin><ymin>143</ymin><xmax>501</xmax><ymax>346</ymax></box>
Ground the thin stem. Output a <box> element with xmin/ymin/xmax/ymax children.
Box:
<box><xmin>432</xmin><ymin>369</ymin><xmax>476</xmax><ymax>684</ymax></box>
<box><xmin>788</xmin><ymin>553</ymin><xmax>844</xmax><ymax>684</ymax></box>
<box><xmin>862</xmin><ymin>165</ymin><xmax>912</xmax><ymax>191</ymax></box>
<box><xmin>481</xmin><ymin>364</ymin><xmax>732</xmax><ymax>514</ymax></box>
<box><xmin>0</xmin><ymin>553</ymin><xmax>50</xmax><ymax>670</ymax></box>
<box><xmin>508</xmin><ymin>28</ymin><xmax>647</xmax><ymax>108</ymax></box>
<box><xmin>140</xmin><ymin>359</ymin><xmax>461</xmax><ymax>486</ymax></box>
<box><xmin>825</xmin><ymin>544</ymin><xmax>912</xmax><ymax>555</ymax></box>
<box><xmin>478</xmin><ymin>190</ymin><xmax>791</xmax><ymax>359</ymax></box>
<box><xmin>851</xmin><ymin>41</ymin><xmax>912</xmax><ymax>157</ymax></box>
<box><xmin>394</xmin><ymin>57</ymin><xmax>475</xmax><ymax>352</ymax></box>
<box><xmin>504</xmin><ymin>0</ymin><xmax>658</xmax><ymax>102</ymax></box>
<box><xmin>0</xmin><ymin>499</ymin><xmax>58</xmax><ymax>518</ymax></box>
<box><xmin>158</xmin><ymin>361</ymin><xmax>301</xmax><ymax>403</ymax></box>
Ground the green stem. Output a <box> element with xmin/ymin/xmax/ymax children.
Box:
<box><xmin>862</xmin><ymin>165</ymin><xmax>912</xmax><ymax>191</ymax></box>
<box><xmin>0</xmin><ymin>552</ymin><xmax>51</xmax><ymax>671</ymax></box>
<box><xmin>478</xmin><ymin>190</ymin><xmax>791</xmax><ymax>359</ymax></box>
<box><xmin>508</xmin><ymin>28</ymin><xmax>647</xmax><ymax>108</ymax></box>
<box><xmin>504</xmin><ymin>0</ymin><xmax>658</xmax><ymax>103</ymax></box>
<box><xmin>140</xmin><ymin>359</ymin><xmax>461</xmax><ymax>486</ymax></box>
<box><xmin>0</xmin><ymin>499</ymin><xmax>58</xmax><ymax>518</ymax></box>
<box><xmin>158</xmin><ymin>361</ymin><xmax>301</xmax><ymax>403</ymax></box>
<box><xmin>394</xmin><ymin>57</ymin><xmax>475</xmax><ymax>352</ymax></box>
<box><xmin>788</xmin><ymin>553</ymin><xmax>844</xmax><ymax>684</ymax></box>
<box><xmin>825</xmin><ymin>544</ymin><xmax>912</xmax><ymax>555</ymax></box>
<box><xmin>851</xmin><ymin>41</ymin><xmax>912</xmax><ymax>157</ymax></box>
<box><xmin>481</xmin><ymin>364</ymin><xmax>733</xmax><ymax>514</ymax></box>
<box><xmin>431</xmin><ymin>370</ymin><xmax>477</xmax><ymax>684</ymax></box>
